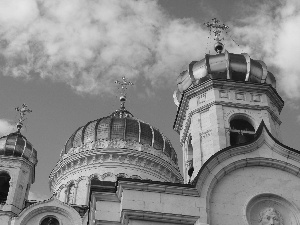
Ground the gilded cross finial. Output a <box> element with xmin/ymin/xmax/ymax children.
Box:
<box><xmin>15</xmin><ymin>103</ymin><xmax>32</xmax><ymax>133</ymax></box>
<box><xmin>115</xmin><ymin>77</ymin><xmax>134</xmax><ymax>108</ymax></box>
<box><xmin>204</xmin><ymin>18</ymin><xmax>229</xmax><ymax>53</ymax></box>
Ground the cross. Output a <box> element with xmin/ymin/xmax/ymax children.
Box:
<box><xmin>115</xmin><ymin>77</ymin><xmax>134</xmax><ymax>98</ymax></box>
<box><xmin>15</xmin><ymin>103</ymin><xmax>32</xmax><ymax>132</ymax></box>
<box><xmin>204</xmin><ymin>18</ymin><xmax>229</xmax><ymax>41</ymax></box>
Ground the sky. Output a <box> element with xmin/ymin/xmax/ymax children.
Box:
<box><xmin>0</xmin><ymin>0</ymin><xmax>300</xmax><ymax>201</ymax></box>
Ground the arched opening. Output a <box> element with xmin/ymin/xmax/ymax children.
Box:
<box><xmin>186</xmin><ymin>136</ymin><xmax>194</xmax><ymax>183</ymax></box>
<box><xmin>66</xmin><ymin>183</ymin><xmax>76</xmax><ymax>204</ymax></box>
<box><xmin>40</xmin><ymin>216</ymin><xmax>59</xmax><ymax>225</ymax></box>
<box><xmin>229</xmin><ymin>116</ymin><xmax>255</xmax><ymax>146</ymax></box>
<box><xmin>0</xmin><ymin>172</ymin><xmax>10</xmax><ymax>205</ymax></box>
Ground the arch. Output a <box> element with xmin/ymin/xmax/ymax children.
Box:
<box><xmin>18</xmin><ymin>200</ymin><xmax>82</xmax><ymax>225</ymax></box>
<box><xmin>101</xmin><ymin>172</ymin><xmax>116</xmax><ymax>182</ymax></box>
<box><xmin>228</xmin><ymin>114</ymin><xmax>256</xmax><ymax>146</ymax></box>
<box><xmin>0</xmin><ymin>171</ymin><xmax>11</xmax><ymax>205</ymax></box>
<box><xmin>40</xmin><ymin>215</ymin><xmax>60</xmax><ymax>225</ymax></box>
<box><xmin>201</xmin><ymin>158</ymin><xmax>300</xmax><ymax>224</ymax></box>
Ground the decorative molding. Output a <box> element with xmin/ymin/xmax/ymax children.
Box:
<box><xmin>120</xmin><ymin>209</ymin><xmax>199</xmax><ymax>225</ymax></box>
<box><xmin>50</xmin><ymin>147</ymin><xmax>183</xmax><ymax>191</ymax></box>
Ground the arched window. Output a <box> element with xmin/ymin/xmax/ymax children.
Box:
<box><xmin>66</xmin><ymin>183</ymin><xmax>76</xmax><ymax>204</ymax></box>
<box><xmin>40</xmin><ymin>216</ymin><xmax>59</xmax><ymax>225</ymax></box>
<box><xmin>0</xmin><ymin>172</ymin><xmax>10</xmax><ymax>205</ymax></box>
<box><xmin>186</xmin><ymin>136</ymin><xmax>194</xmax><ymax>182</ymax></box>
<box><xmin>229</xmin><ymin>116</ymin><xmax>255</xmax><ymax>146</ymax></box>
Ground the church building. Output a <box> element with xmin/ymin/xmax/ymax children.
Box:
<box><xmin>0</xmin><ymin>19</ymin><xmax>299</xmax><ymax>225</ymax></box>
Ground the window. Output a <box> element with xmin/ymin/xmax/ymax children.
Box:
<box><xmin>229</xmin><ymin>116</ymin><xmax>255</xmax><ymax>146</ymax></box>
<box><xmin>40</xmin><ymin>216</ymin><xmax>59</xmax><ymax>225</ymax></box>
<box><xmin>0</xmin><ymin>172</ymin><xmax>10</xmax><ymax>205</ymax></box>
<box><xmin>66</xmin><ymin>183</ymin><xmax>76</xmax><ymax>204</ymax></box>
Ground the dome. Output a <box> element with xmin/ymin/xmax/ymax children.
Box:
<box><xmin>174</xmin><ymin>51</ymin><xmax>276</xmax><ymax>106</ymax></box>
<box><xmin>0</xmin><ymin>132</ymin><xmax>37</xmax><ymax>164</ymax></box>
<box><xmin>50</xmin><ymin>106</ymin><xmax>183</xmax><ymax>195</ymax></box>
<box><xmin>62</xmin><ymin>108</ymin><xmax>178</xmax><ymax>164</ymax></box>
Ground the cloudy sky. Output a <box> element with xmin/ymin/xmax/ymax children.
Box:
<box><xmin>0</xmin><ymin>0</ymin><xmax>300</xmax><ymax>200</ymax></box>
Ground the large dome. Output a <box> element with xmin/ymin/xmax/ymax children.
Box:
<box><xmin>62</xmin><ymin>108</ymin><xmax>178</xmax><ymax>164</ymax></box>
<box><xmin>50</xmin><ymin>106</ymin><xmax>183</xmax><ymax>197</ymax></box>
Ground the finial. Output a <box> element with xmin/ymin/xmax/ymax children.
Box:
<box><xmin>15</xmin><ymin>103</ymin><xmax>32</xmax><ymax>133</ymax></box>
<box><xmin>114</xmin><ymin>77</ymin><xmax>134</xmax><ymax>109</ymax></box>
<box><xmin>204</xmin><ymin>18</ymin><xmax>229</xmax><ymax>54</ymax></box>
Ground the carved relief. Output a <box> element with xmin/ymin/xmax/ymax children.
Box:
<box><xmin>246</xmin><ymin>194</ymin><xmax>300</xmax><ymax>225</ymax></box>
<box><xmin>236</xmin><ymin>92</ymin><xmax>245</xmax><ymax>100</ymax></box>
<box><xmin>197</xmin><ymin>93</ymin><xmax>206</xmax><ymax>105</ymax></box>
<box><xmin>219</xmin><ymin>90</ymin><xmax>228</xmax><ymax>98</ymax></box>
<box><xmin>259</xmin><ymin>208</ymin><xmax>283</xmax><ymax>225</ymax></box>
<box><xmin>252</xmin><ymin>94</ymin><xmax>262</xmax><ymax>102</ymax></box>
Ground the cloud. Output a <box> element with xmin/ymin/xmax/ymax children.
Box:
<box><xmin>0</xmin><ymin>0</ymin><xmax>207</xmax><ymax>96</ymax></box>
<box><xmin>0</xmin><ymin>119</ymin><xmax>15</xmax><ymax>136</ymax></box>
<box><xmin>297</xmin><ymin>115</ymin><xmax>300</xmax><ymax>124</ymax></box>
<box><xmin>230</xmin><ymin>0</ymin><xmax>300</xmax><ymax>99</ymax></box>
<box><xmin>28</xmin><ymin>190</ymin><xmax>49</xmax><ymax>201</ymax></box>
<box><xmin>0</xmin><ymin>0</ymin><xmax>299</xmax><ymax>100</ymax></box>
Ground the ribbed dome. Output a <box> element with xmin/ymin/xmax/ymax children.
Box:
<box><xmin>0</xmin><ymin>132</ymin><xmax>37</xmax><ymax>164</ymax></box>
<box><xmin>62</xmin><ymin>108</ymin><xmax>178</xmax><ymax>165</ymax></box>
<box><xmin>174</xmin><ymin>51</ymin><xmax>276</xmax><ymax>106</ymax></box>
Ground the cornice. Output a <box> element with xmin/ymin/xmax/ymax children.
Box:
<box><xmin>116</xmin><ymin>180</ymin><xmax>199</xmax><ymax>199</ymax></box>
<box><xmin>174</xmin><ymin>79</ymin><xmax>284</xmax><ymax>134</ymax></box>
<box><xmin>120</xmin><ymin>209</ymin><xmax>199</xmax><ymax>225</ymax></box>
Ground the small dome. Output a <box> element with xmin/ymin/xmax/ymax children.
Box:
<box><xmin>0</xmin><ymin>132</ymin><xmax>37</xmax><ymax>164</ymax></box>
<box><xmin>174</xmin><ymin>51</ymin><xmax>276</xmax><ymax>105</ymax></box>
<box><xmin>62</xmin><ymin>109</ymin><xmax>178</xmax><ymax>165</ymax></box>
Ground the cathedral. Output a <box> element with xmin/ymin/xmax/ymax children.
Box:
<box><xmin>1</xmin><ymin>19</ymin><xmax>300</xmax><ymax>225</ymax></box>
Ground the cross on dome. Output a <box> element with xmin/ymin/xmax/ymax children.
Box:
<box><xmin>204</xmin><ymin>18</ymin><xmax>229</xmax><ymax>53</ymax></box>
<box><xmin>15</xmin><ymin>103</ymin><xmax>32</xmax><ymax>133</ymax></box>
<box><xmin>115</xmin><ymin>76</ymin><xmax>134</xmax><ymax>108</ymax></box>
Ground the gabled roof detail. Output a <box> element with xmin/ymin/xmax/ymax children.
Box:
<box><xmin>192</xmin><ymin>120</ymin><xmax>300</xmax><ymax>190</ymax></box>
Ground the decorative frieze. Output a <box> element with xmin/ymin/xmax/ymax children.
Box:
<box><xmin>236</xmin><ymin>92</ymin><xmax>245</xmax><ymax>100</ymax></box>
<box><xmin>219</xmin><ymin>90</ymin><xmax>228</xmax><ymax>98</ymax></box>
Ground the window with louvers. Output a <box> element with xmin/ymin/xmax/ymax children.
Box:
<box><xmin>96</xmin><ymin>118</ymin><xmax>111</xmax><ymax>140</ymax></box>
<box><xmin>83</xmin><ymin>121</ymin><xmax>97</xmax><ymax>143</ymax></box>
<box><xmin>140</xmin><ymin>122</ymin><xmax>152</xmax><ymax>146</ymax></box>
<box><xmin>125</xmin><ymin>118</ymin><xmax>139</xmax><ymax>142</ymax></box>
<box><xmin>111</xmin><ymin>118</ymin><xmax>125</xmax><ymax>139</ymax></box>
<box><xmin>153</xmin><ymin>129</ymin><xmax>164</xmax><ymax>150</ymax></box>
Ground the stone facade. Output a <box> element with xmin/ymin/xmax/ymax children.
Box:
<box><xmin>1</xmin><ymin>50</ymin><xmax>299</xmax><ymax>225</ymax></box>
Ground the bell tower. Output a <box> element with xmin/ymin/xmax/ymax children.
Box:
<box><xmin>173</xmin><ymin>19</ymin><xmax>284</xmax><ymax>183</ymax></box>
<box><xmin>0</xmin><ymin>104</ymin><xmax>37</xmax><ymax>224</ymax></box>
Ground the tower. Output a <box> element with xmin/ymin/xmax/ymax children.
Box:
<box><xmin>0</xmin><ymin>104</ymin><xmax>37</xmax><ymax>223</ymax></box>
<box><xmin>173</xmin><ymin>19</ymin><xmax>284</xmax><ymax>183</ymax></box>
